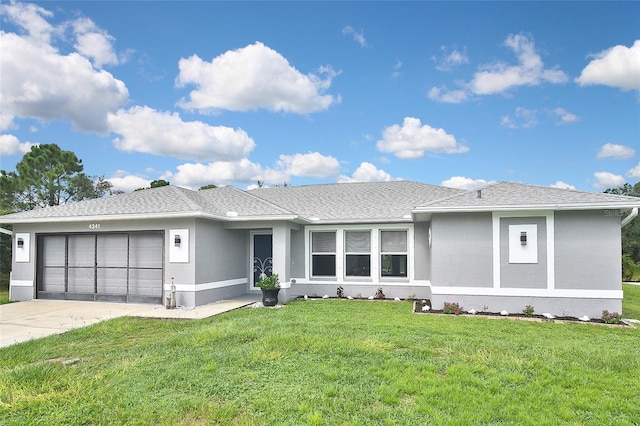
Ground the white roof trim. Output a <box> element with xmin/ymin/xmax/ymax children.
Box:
<box><xmin>412</xmin><ymin>202</ymin><xmax>640</xmax><ymax>214</ymax></box>
<box><xmin>0</xmin><ymin>211</ymin><xmax>300</xmax><ymax>224</ymax></box>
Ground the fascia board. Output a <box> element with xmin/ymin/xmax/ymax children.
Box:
<box><xmin>412</xmin><ymin>203</ymin><xmax>640</xmax><ymax>214</ymax></box>
<box><xmin>0</xmin><ymin>211</ymin><xmax>302</xmax><ymax>225</ymax></box>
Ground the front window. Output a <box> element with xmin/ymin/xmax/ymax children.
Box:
<box><xmin>380</xmin><ymin>230</ymin><xmax>407</xmax><ymax>277</ymax></box>
<box><xmin>345</xmin><ymin>231</ymin><xmax>370</xmax><ymax>277</ymax></box>
<box><xmin>311</xmin><ymin>231</ymin><xmax>336</xmax><ymax>277</ymax></box>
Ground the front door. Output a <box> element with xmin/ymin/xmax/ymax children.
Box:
<box><xmin>252</xmin><ymin>232</ymin><xmax>273</xmax><ymax>288</ymax></box>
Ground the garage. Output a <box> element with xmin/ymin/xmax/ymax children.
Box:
<box><xmin>36</xmin><ymin>232</ymin><xmax>164</xmax><ymax>304</ymax></box>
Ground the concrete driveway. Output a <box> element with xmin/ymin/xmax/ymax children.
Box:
<box><xmin>0</xmin><ymin>296</ymin><xmax>259</xmax><ymax>348</ymax></box>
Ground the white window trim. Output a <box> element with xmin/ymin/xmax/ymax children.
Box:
<box><xmin>344</xmin><ymin>230</ymin><xmax>372</xmax><ymax>278</ymax></box>
<box><xmin>310</xmin><ymin>230</ymin><xmax>338</xmax><ymax>278</ymax></box>
<box><xmin>380</xmin><ymin>229</ymin><xmax>409</xmax><ymax>280</ymax></box>
<box><xmin>305</xmin><ymin>224</ymin><xmax>414</xmax><ymax>284</ymax></box>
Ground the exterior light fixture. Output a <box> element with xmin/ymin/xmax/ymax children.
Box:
<box><xmin>17</xmin><ymin>238</ymin><xmax>24</xmax><ymax>248</ymax></box>
<box><xmin>174</xmin><ymin>235</ymin><xmax>181</xmax><ymax>247</ymax></box>
<box><xmin>520</xmin><ymin>232</ymin><xmax>527</xmax><ymax>245</ymax></box>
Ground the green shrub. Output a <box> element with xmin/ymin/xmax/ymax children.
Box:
<box><xmin>443</xmin><ymin>302</ymin><xmax>463</xmax><ymax>315</ymax></box>
<box><xmin>601</xmin><ymin>310</ymin><xmax>622</xmax><ymax>324</ymax></box>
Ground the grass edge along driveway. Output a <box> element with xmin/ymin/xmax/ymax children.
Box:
<box><xmin>2</xmin><ymin>299</ymin><xmax>639</xmax><ymax>425</ymax></box>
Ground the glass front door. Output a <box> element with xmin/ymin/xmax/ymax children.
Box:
<box><xmin>252</xmin><ymin>233</ymin><xmax>273</xmax><ymax>288</ymax></box>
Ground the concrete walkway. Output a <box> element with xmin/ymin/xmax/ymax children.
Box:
<box><xmin>0</xmin><ymin>295</ymin><xmax>260</xmax><ymax>348</ymax></box>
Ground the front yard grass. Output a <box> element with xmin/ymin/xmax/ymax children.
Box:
<box><xmin>623</xmin><ymin>283</ymin><xmax>640</xmax><ymax>319</ymax></box>
<box><xmin>1</xmin><ymin>300</ymin><xmax>639</xmax><ymax>425</ymax></box>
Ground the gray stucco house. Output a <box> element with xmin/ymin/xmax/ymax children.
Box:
<box><xmin>2</xmin><ymin>181</ymin><xmax>639</xmax><ymax>317</ymax></box>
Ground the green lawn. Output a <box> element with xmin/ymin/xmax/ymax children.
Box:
<box><xmin>0</xmin><ymin>279</ymin><xmax>9</xmax><ymax>305</ymax></box>
<box><xmin>623</xmin><ymin>283</ymin><xmax>640</xmax><ymax>319</ymax></box>
<box><xmin>1</xmin><ymin>300</ymin><xmax>639</xmax><ymax>425</ymax></box>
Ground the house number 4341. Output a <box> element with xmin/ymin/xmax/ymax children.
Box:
<box><xmin>88</xmin><ymin>223</ymin><xmax>101</xmax><ymax>229</ymax></box>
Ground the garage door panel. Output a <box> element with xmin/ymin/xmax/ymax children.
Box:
<box><xmin>97</xmin><ymin>268</ymin><xmax>127</xmax><ymax>294</ymax></box>
<box><xmin>130</xmin><ymin>234</ymin><xmax>163</xmax><ymax>268</ymax></box>
<box><xmin>42</xmin><ymin>236</ymin><xmax>66</xmax><ymax>267</ymax></box>
<box><xmin>41</xmin><ymin>268</ymin><xmax>65</xmax><ymax>292</ymax></box>
<box><xmin>68</xmin><ymin>268</ymin><xmax>95</xmax><ymax>293</ymax></box>
<box><xmin>68</xmin><ymin>235</ymin><xmax>95</xmax><ymax>267</ymax></box>
<box><xmin>97</xmin><ymin>235</ymin><xmax>128</xmax><ymax>267</ymax></box>
<box><xmin>129</xmin><ymin>269</ymin><xmax>163</xmax><ymax>297</ymax></box>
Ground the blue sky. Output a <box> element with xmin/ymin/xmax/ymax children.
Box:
<box><xmin>1</xmin><ymin>1</ymin><xmax>638</xmax><ymax>193</ymax></box>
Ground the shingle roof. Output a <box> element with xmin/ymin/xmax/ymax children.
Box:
<box><xmin>414</xmin><ymin>181</ymin><xmax>640</xmax><ymax>212</ymax></box>
<box><xmin>249</xmin><ymin>181</ymin><xmax>466</xmax><ymax>222</ymax></box>
<box><xmin>1</xmin><ymin>181</ymin><xmax>637</xmax><ymax>225</ymax></box>
<box><xmin>0</xmin><ymin>185</ymin><xmax>295</xmax><ymax>222</ymax></box>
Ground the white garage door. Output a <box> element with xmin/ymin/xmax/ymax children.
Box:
<box><xmin>37</xmin><ymin>232</ymin><xmax>164</xmax><ymax>303</ymax></box>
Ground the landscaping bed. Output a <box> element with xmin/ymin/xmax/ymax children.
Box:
<box><xmin>413</xmin><ymin>299</ymin><xmax>631</xmax><ymax>326</ymax></box>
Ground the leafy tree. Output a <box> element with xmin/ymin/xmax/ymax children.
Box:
<box><xmin>0</xmin><ymin>144</ymin><xmax>112</xmax><ymax>212</ymax></box>
<box><xmin>605</xmin><ymin>182</ymin><xmax>640</xmax><ymax>271</ymax></box>
<box><xmin>199</xmin><ymin>184</ymin><xmax>217</xmax><ymax>190</ymax></box>
<box><xmin>150</xmin><ymin>179</ymin><xmax>170</xmax><ymax>188</ymax></box>
<box><xmin>1</xmin><ymin>144</ymin><xmax>113</xmax><ymax>276</ymax></box>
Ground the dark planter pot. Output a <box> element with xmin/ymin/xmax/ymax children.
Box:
<box><xmin>261</xmin><ymin>287</ymin><xmax>280</xmax><ymax>307</ymax></box>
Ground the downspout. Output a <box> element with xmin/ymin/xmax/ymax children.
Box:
<box><xmin>622</xmin><ymin>207</ymin><xmax>638</xmax><ymax>228</ymax></box>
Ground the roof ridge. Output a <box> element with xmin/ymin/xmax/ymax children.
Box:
<box><xmin>495</xmin><ymin>181</ymin><xmax>640</xmax><ymax>200</ymax></box>
<box><xmin>168</xmin><ymin>186</ymin><xmax>202</xmax><ymax>211</ymax></box>
<box><xmin>414</xmin><ymin>186</ymin><xmax>473</xmax><ymax>208</ymax></box>
<box><xmin>226</xmin><ymin>186</ymin><xmax>296</xmax><ymax>215</ymax></box>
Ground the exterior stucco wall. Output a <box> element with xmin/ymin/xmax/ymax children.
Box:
<box><xmin>414</xmin><ymin>221</ymin><xmax>430</xmax><ymax>281</ymax></box>
<box><xmin>9</xmin><ymin>218</ymin><xmax>198</xmax><ymax>302</ymax></box>
<box><xmin>554</xmin><ymin>210</ymin><xmax>621</xmax><ymax>290</ymax></box>
<box><xmin>431</xmin><ymin>212</ymin><xmax>493</xmax><ymax>287</ymax></box>
<box><xmin>290</xmin><ymin>228</ymin><xmax>305</xmax><ymax>278</ymax></box>
<box><xmin>499</xmin><ymin>216</ymin><xmax>547</xmax><ymax>289</ymax></box>
<box><xmin>194</xmin><ymin>219</ymin><xmax>247</xmax><ymax>284</ymax></box>
<box><xmin>288</xmin><ymin>283</ymin><xmax>431</xmax><ymax>301</ymax></box>
<box><xmin>430</xmin><ymin>294</ymin><xmax>621</xmax><ymax>319</ymax></box>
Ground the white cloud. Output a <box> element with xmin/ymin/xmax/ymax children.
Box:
<box><xmin>500</xmin><ymin>107</ymin><xmax>538</xmax><ymax>129</ymax></box>
<box><xmin>176</xmin><ymin>42</ymin><xmax>340</xmax><ymax>114</ymax></box>
<box><xmin>0</xmin><ymin>134</ymin><xmax>36</xmax><ymax>155</ymax></box>
<box><xmin>593</xmin><ymin>171</ymin><xmax>625</xmax><ymax>188</ymax></box>
<box><xmin>107</xmin><ymin>106</ymin><xmax>255</xmax><ymax>161</ymax></box>
<box><xmin>550</xmin><ymin>181</ymin><xmax>576</xmax><ymax>190</ymax></box>
<box><xmin>471</xmin><ymin>34</ymin><xmax>568</xmax><ymax>95</ymax></box>
<box><xmin>275</xmin><ymin>152</ymin><xmax>341</xmax><ymax>179</ymax></box>
<box><xmin>576</xmin><ymin>40</ymin><xmax>640</xmax><ymax>93</ymax></box>
<box><xmin>428</xmin><ymin>86</ymin><xmax>469</xmax><ymax>104</ymax></box>
<box><xmin>107</xmin><ymin>173</ymin><xmax>151</xmax><ymax>193</ymax></box>
<box><xmin>391</xmin><ymin>60</ymin><xmax>402</xmax><ymax>78</ymax></box>
<box><xmin>71</xmin><ymin>17</ymin><xmax>120</xmax><ymax>68</ymax></box>
<box><xmin>552</xmin><ymin>108</ymin><xmax>579</xmax><ymax>125</ymax></box>
<box><xmin>0</xmin><ymin>0</ymin><xmax>54</xmax><ymax>45</ymax></box>
<box><xmin>627</xmin><ymin>163</ymin><xmax>640</xmax><ymax>180</ymax></box>
<box><xmin>441</xmin><ymin>176</ymin><xmax>491</xmax><ymax>190</ymax></box>
<box><xmin>376</xmin><ymin>117</ymin><xmax>469</xmax><ymax>159</ymax></box>
<box><xmin>168</xmin><ymin>152</ymin><xmax>341</xmax><ymax>188</ymax></box>
<box><xmin>342</xmin><ymin>25</ymin><xmax>368</xmax><ymax>48</ymax></box>
<box><xmin>338</xmin><ymin>162</ymin><xmax>392</xmax><ymax>183</ymax></box>
<box><xmin>0</xmin><ymin>20</ymin><xmax>128</xmax><ymax>132</ymax></box>
<box><xmin>434</xmin><ymin>46</ymin><xmax>469</xmax><ymax>71</ymax></box>
<box><xmin>170</xmin><ymin>159</ymin><xmax>264</xmax><ymax>188</ymax></box>
<box><xmin>597</xmin><ymin>143</ymin><xmax>636</xmax><ymax>160</ymax></box>
<box><xmin>431</xmin><ymin>34</ymin><xmax>567</xmax><ymax>102</ymax></box>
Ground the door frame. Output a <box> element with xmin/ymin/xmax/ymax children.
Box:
<box><xmin>250</xmin><ymin>230</ymin><xmax>273</xmax><ymax>290</ymax></box>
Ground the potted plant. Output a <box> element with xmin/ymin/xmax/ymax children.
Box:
<box><xmin>257</xmin><ymin>273</ymin><xmax>280</xmax><ymax>306</ymax></box>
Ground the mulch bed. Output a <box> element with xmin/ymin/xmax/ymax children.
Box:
<box><xmin>412</xmin><ymin>300</ymin><xmax>631</xmax><ymax>327</ymax></box>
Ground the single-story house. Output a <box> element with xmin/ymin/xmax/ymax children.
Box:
<box><xmin>2</xmin><ymin>181</ymin><xmax>638</xmax><ymax>317</ymax></box>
